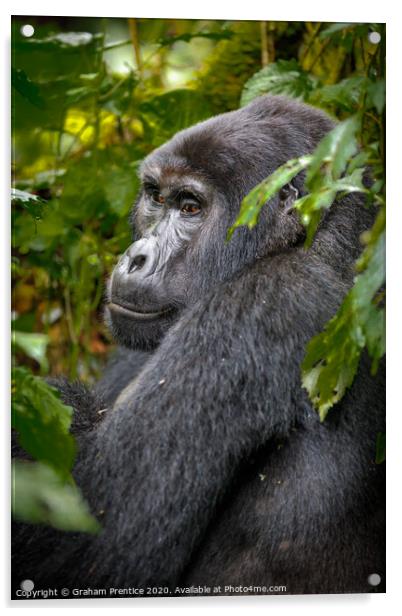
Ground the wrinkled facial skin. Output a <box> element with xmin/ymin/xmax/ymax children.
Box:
<box><xmin>105</xmin><ymin>162</ymin><xmax>218</xmax><ymax>350</ymax></box>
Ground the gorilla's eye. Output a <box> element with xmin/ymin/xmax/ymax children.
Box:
<box><xmin>144</xmin><ymin>183</ymin><xmax>165</xmax><ymax>205</ymax></box>
<box><xmin>181</xmin><ymin>201</ymin><xmax>201</xmax><ymax>216</ymax></box>
<box><xmin>151</xmin><ymin>190</ymin><xmax>165</xmax><ymax>205</ymax></box>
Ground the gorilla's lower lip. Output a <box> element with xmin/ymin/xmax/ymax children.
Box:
<box><xmin>108</xmin><ymin>302</ymin><xmax>172</xmax><ymax>320</ymax></box>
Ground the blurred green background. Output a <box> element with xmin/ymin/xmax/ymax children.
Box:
<box><xmin>12</xmin><ymin>17</ymin><xmax>385</xmax><ymax>382</ymax></box>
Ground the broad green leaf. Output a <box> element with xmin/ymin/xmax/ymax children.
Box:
<box><xmin>347</xmin><ymin>150</ymin><xmax>370</xmax><ymax>175</ymax></box>
<box><xmin>11</xmin><ymin>67</ymin><xmax>46</xmax><ymax>109</ymax></box>
<box><xmin>12</xmin><ymin>461</ymin><xmax>100</xmax><ymax>533</ymax></box>
<box><xmin>366</xmin><ymin>79</ymin><xmax>385</xmax><ymax>115</ymax></box>
<box><xmin>12</xmin><ymin>367</ymin><xmax>75</xmax><ymax>476</ymax></box>
<box><xmin>301</xmin><ymin>210</ymin><xmax>385</xmax><ymax>420</ymax></box>
<box><xmin>240</xmin><ymin>60</ymin><xmax>318</xmax><ymax>107</ymax></box>
<box><xmin>294</xmin><ymin>190</ymin><xmax>337</xmax><ymax>245</ymax></box>
<box><xmin>319</xmin><ymin>23</ymin><xmax>356</xmax><ymax>39</ymax></box>
<box><xmin>295</xmin><ymin>168</ymin><xmax>368</xmax><ymax>244</ymax></box>
<box><xmin>301</xmin><ymin>294</ymin><xmax>362</xmax><ymax>421</ymax></box>
<box><xmin>140</xmin><ymin>89</ymin><xmax>211</xmax><ymax>145</ymax></box>
<box><xmin>311</xmin><ymin>77</ymin><xmax>368</xmax><ymax>112</ymax></box>
<box><xmin>12</xmin><ymin>331</ymin><xmax>49</xmax><ymax>371</ymax></box>
<box><xmin>306</xmin><ymin>116</ymin><xmax>360</xmax><ymax>187</ymax></box>
<box><xmin>227</xmin><ymin>155</ymin><xmax>312</xmax><ymax>240</ymax></box>
<box><xmin>331</xmin><ymin>168</ymin><xmax>367</xmax><ymax>193</ymax></box>
<box><xmin>12</xmin><ymin>188</ymin><xmax>46</xmax><ymax>222</ymax></box>
<box><xmin>103</xmin><ymin>166</ymin><xmax>140</xmax><ymax>216</ymax></box>
<box><xmin>11</xmin><ymin>188</ymin><xmax>43</xmax><ymax>204</ymax></box>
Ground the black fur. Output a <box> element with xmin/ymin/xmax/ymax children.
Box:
<box><xmin>12</xmin><ymin>95</ymin><xmax>385</xmax><ymax>597</ymax></box>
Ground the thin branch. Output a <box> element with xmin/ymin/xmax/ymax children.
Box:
<box><xmin>260</xmin><ymin>22</ymin><xmax>269</xmax><ymax>67</ymax></box>
<box><xmin>128</xmin><ymin>18</ymin><xmax>143</xmax><ymax>77</ymax></box>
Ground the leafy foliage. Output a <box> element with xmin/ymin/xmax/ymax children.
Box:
<box><xmin>12</xmin><ymin>16</ymin><xmax>243</xmax><ymax>530</ymax></box>
<box><xmin>12</xmin><ymin>367</ymin><xmax>100</xmax><ymax>531</ymax></box>
<box><xmin>228</xmin><ymin>116</ymin><xmax>365</xmax><ymax>245</ymax></box>
<box><xmin>11</xmin><ymin>68</ymin><xmax>46</xmax><ymax>109</ymax></box>
<box><xmin>139</xmin><ymin>89</ymin><xmax>212</xmax><ymax>146</ymax></box>
<box><xmin>302</xmin><ymin>210</ymin><xmax>385</xmax><ymax>420</ymax></box>
<box><xmin>231</xmin><ymin>22</ymin><xmax>385</xmax><ymax>419</ymax></box>
<box><xmin>294</xmin><ymin>116</ymin><xmax>364</xmax><ymax>245</ymax></box>
<box><xmin>12</xmin><ymin>460</ymin><xmax>100</xmax><ymax>533</ymax></box>
<box><xmin>227</xmin><ymin>155</ymin><xmax>312</xmax><ymax>240</ymax></box>
<box><xmin>12</xmin><ymin>331</ymin><xmax>49</xmax><ymax>372</ymax></box>
<box><xmin>12</xmin><ymin>367</ymin><xmax>75</xmax><ymax>474</ymax></box>
<box><xmin>241</xmin><ymin>59</ymin><xmax>318</xmax><ymax>107</ymax></box>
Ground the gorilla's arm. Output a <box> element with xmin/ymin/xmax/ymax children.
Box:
<box><xmin>45</xmin><ymin>349</ymin><xmax>152</xmax><ymax>436</ymax></box>
<box><xmin>19</xmin><ymin>249</ymin><xmax>346</xmax><ymax>589</ymax></box>
<box><xmin>92</xmin><ymin>348</ymin><xmax>152</xmax><ymax>407</ymax></box>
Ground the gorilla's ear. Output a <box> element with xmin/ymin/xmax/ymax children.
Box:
<box><xmin>278</xmin><ymin>182</ymin><xmax>299</xmax><ymax>214</ymax></box>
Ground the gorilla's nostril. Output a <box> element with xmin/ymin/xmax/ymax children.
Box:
<box><xmin>134</xmin><ymin>254</ymin><xmax>146</xmax><ymax>268</ymax></box>
<box><xmin>129</xmin><ymin>254</ymin><xmax>147</xmax><ymax>272</ymax></box>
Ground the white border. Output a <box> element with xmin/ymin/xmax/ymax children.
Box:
<box><xmin>2</xmin><ymin>1</ymin><xmax>402</xmax><ymax>614</ymax></box>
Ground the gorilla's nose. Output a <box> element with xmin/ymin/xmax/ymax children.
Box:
<box><xmin>125</xmin><ymin>239</ymin><xmax>157</xmax><ymax>276</ymax></box>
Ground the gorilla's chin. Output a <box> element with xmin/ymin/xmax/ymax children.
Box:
<box><xmin>104</xmin><ymin>303</ymin><xmax>177</xmax><ymax>351</ymax></box>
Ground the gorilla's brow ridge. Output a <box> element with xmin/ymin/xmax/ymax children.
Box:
<box><xmin>141</xmin><ymin>169</ymin><xmax>210</xmax><ymax>198</ymax></box>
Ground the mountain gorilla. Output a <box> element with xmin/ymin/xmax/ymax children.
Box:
<box><xmin>12</xmin><ymin>95</ymin><xmax>385</xmax><ymax>597</ymax></box>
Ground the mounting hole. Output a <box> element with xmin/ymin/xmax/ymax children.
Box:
<box><xmin>20</xmin><ymin>24</ymin><xmax>35</xmax><ymax>38</ymax></box>
<box><xmin>20</xmin><ymin>579</ymin><xmax>34</xmax><ymax>592</ymax></box>
<box><xmin>368</xmin><ymin>32</ymin><xmax>381</xmax><ymax>45</ymax></box>
<box><xmin>368</xmin><ymin>573</ymin><xmax>381</xmax><ymax>586</ymax></box>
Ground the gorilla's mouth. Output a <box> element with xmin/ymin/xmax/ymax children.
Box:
<box><xmin>108</xmin><ymin>301</ymin><xmax>173</xmax><ymax>321</ymax></box>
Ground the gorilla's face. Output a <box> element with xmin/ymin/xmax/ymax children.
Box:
<box><xmin>106</xmin><ymin>158</ymin><xmax>221</xmax><ymax>349</ymax></box>
<box><xmin>105</xmin><ymin>97</ymin><xmax>325</xmax><ymax>349</ymax></box>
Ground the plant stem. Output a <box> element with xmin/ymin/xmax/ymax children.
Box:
<box><xmin>128</xmin><ymin>18</ymin><xmax>143</xmax><ymax>77</ymax></box>
<box><xmin>260</xmin><ymin>22</ymin><xmax>269</xmax><ymax>67</ymax></box>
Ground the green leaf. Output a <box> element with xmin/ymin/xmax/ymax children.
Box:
<box><xmin>294</xmin><ymin>169</ymin><xmax>367</xmax><ymax>243</ymax></box>
<box><xmin>301</xmin><ymin>210</ymin><xmax>385</xmax><ymax>420</ymax></box>
<box><xmin>11</xmin><ymin>188</ymin><xmax>43</xmax><ymax>204</ymax></box>
<box><xmin>296</xmin><ymin>169</ymin><xmax>366</xmax><ymax>244</ymax></box>
<box><xmin>240</xmin><ymin>60</ymin><xmax>318</xmax><ymax>107</ymax></box>
<box><xmin>12</xmin><ymin>331</ymin><xmax>49</xmax><ymax>371</ymax></box>
<box><xmin>12</xmin><ymin>461</ymin><xmax>100</xmax><ymax>533</ymax></box>
<box><xmin>331</xmin><ymin>168</ymin><xmax>367</xmax><ymax>193</ymax></box>
<box><xmin>319</xmin><ymin>23</ymin><xmax>356</xmax><ymax>39</ymax></box>
<box><xmin>366</xmin><ymin>79</ymin><xmax>386</xmax><ymax>115</ymax></box>
<box><xmin>103</xmin><ymin>165</ymin><xmax>140</xmax><ymax>216</ymax></box>
<box><xmin>295</xmin><ymin>119</ymin><xmax>365</xmax><ymax>245</ymax></box>
<box><xmin>12</xmin><ymin>367</ymin><xmax>75</xmax><ymax>476</ymax></box>
<box><xmin>11</xmin><ymin>67</ymin><xmax>46</xmax><ymax>109</ymax></box>
<box><xmin>347</xmin><ymin>150</ymin><xmax>370</xmax><ymax>175</ymax></box>
<box><xmin>306</xmin><ymin>116</ymin><xmax>360</xmax><ymax>187</ymax></box>
<box><xmin>294</xmin><ymin>189</ymin><xmax>338</xmax><ymax>245</ymax></box>
<box><xmin>229</xmin><ymin>118</ymin><xmax>367</xmax><ymax>251</ymax></box>
<box><xmin>157</xmin><ymin>30</ymin><xmax>233</xmax><ymax>46</ymax></box>
<box><xmin>301</xmin><ymin>294</ymin><xmax>362</xmax><ymax>421</ymax></box>
<box><xmin>58</xmin><ymin>156</ymin><xmax>110</xmax><ymax>223</ymax></box>
<box><xmin>15</xmin><ymin>31</ymin><xmax>101</xmax><ymax>51</ymax></box>
<box><xmin>140</xmin><ymin>89</ymin><xmax>211</xmax><ymax>145</ymax></box>
<box><xmin>311</xmin><ymin>77</ymin><xmax>368</xmax><ymax>112</ymax></box>
<box><xmin>227</xmin><ymin>155</ymin><xmax>312</xmax><ymax>240</ymax></box>
<box><xmin>12</xmin><ymin>188</ymin><xmax>46</xmax><ymax>222</ymax></box>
